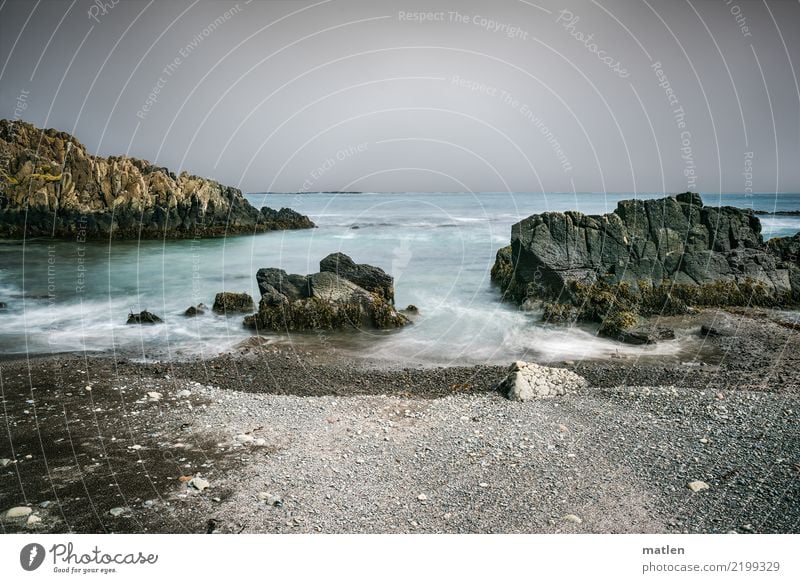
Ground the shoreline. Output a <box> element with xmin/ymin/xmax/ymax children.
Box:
<box><xmin>1</xmin><ymin>307</ymin><xmax>798</xmax><ymax>533</ymax></box>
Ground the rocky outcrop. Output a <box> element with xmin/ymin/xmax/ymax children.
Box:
<box><xmin>319</xmin><ymin>252</ymin><xmax>395</xmax><ymax>303</ymax></box>
<box><xmin>0</xmin><ymin>120</ymin><xmax>315</xmax><ymax>238</ymax></box>
<box><xmin>127</xmin><ymin>310</ymin><xmax>162</xmax><ymax>324</ymax></box>
<box><xmin>492</xmin><ymin>193</ymin><xmax>800</xmax><ymax>338</ymax></box>
<box><xmin>212</xmin><ymin>292</ymin><xmax>254</xmax><ymax>314</ymax></box>
<box><xmin>767</xmin><ymin>233</ymin><xmax>800</xmax><ymax>300</ymax></box>
<box><xmin>245</xmin><ymin>254</ymin><xmax>409</xmax><ymax>331</ymax></box>
<box><xmin>497</xmin><ymin>361</ymin><xmax>587</xmax><ymax>401</ymax></box>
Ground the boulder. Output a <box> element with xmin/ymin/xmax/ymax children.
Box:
<box><xmin>212</xmin><ymin>292</ymin><xmax>254</xmax><ymax>314</ymax></box>
<box><xmin>699</xmin><ymin>310</ymin><xmax>742</xmax><ymax>338</ymax></box>
<box><xmin>244</xmin><ymin>257</ymin><xmax>409</xmax><ymax>331</ymax></box>
<box><xmin>0</xmin><ymin>120</ymin><xmax>315</xmax><ymax>239</ymax></box>
<box><xmin>497</xmin><ymin>361</ymin><xmax>587</xmax><ymax>401</ymax></box>
<box><xmin>126</xmin><ymin>310</ymin><xmax>162</xmax><ymax>325</ymax></box>
<box><xmin>319</xmin><ymin>252</ymin><xmax>395</xmax><ymax>303</ymax></box>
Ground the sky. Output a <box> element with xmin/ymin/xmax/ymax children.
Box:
<box><xmin>1</xmin><ymin>0</ymin><xmax>799</xmax><ymax>194</ymax></box>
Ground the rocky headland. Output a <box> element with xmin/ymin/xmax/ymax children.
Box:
<box><xmin>492</xmin><ymin>192</ymin><xmax>800</xmax><ymax>340</ymax></box>
<box><xmin>0</xmin><ymin>120</ymin><xmax>314</xmax><ymax>239</ymax></box>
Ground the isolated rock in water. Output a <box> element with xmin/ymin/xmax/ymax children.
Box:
<box><xmin>184</xmin><ymin>304</ymin><xmax>206</xmax><ymax>317</ymax></box>
<box><xmin>497</xmin><ymin>361</ymin><xmax>587</xmax><ymax>401</ymax></box>
<box><xmin>245</xmin><ymin>256</ymin><xmax>409</xmax><ymax>331</ymax></box>
<box><xmin>0</xmin><ymin>119</ymin><xmax>315</xmax><ymax>239</ymax></box>
<box><xmin>319</xmin><ymin>252</ymin><xmax>395</xmax><ymax>303</ymax></box>
<box><xmin>126</xmin><ymin>310</ymin><xmax>163</xmax><ymax>325</ymax></box>
<box><xmin>606</xmin><ymin>323</ymin><xmax>676</xmax><ymax>345</ymax></box>
<box><xmin>212</xmin><ymin>292</ymin><xmax>254</xmax><ymax>314</ymax></box>
<box><xmin>0</xmin><ymin>301</ymin><xmax>7</xmax><ymax>310</ymax></box>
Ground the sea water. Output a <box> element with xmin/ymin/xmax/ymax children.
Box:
<box><xmin>1</xmin><ymin>192</ymin><xmax>798</xmax><ymax>365</ymax></box>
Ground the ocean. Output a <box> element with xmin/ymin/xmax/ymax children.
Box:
<box><xmin>1</xmin><ymin>192</ymin><xmax>798</xmax><ymax>365</ymax></box>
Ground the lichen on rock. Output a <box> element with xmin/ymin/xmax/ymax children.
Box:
<box><xmin>0</xmin><ymin>120</ymin><xmax>315</xmax><ymax>239</ymax></box>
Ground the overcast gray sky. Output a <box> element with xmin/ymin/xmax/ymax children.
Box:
<box><xmin>1</xmin><ymin>0</ymin><xmax>798</xmax><ymax>194</ymax></box>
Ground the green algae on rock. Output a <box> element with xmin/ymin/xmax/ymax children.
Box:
<box><xmin>244</xmin><ymin>254</ymin><xmax>409</xmax><ymax>332</ymax></box>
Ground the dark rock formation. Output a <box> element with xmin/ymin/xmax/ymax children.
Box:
<box><xmin>492</xmin><ymin>193</ymin><xmax>800</xmax><ymax>338</ymax></box>
<box><xmin>319</xmin><ymin>252</ymin><xmax>395</xmax><ymax>303</ymax></box>
<box><xmin>212</xmin><ymin>292</ymin><xmax>254</xmax><ymax>314</ymax></box>
<box><xmin>184</xmin><ymin>304</ymin><xmax>206</xmax><ymax>317</ymax></box>
<box><xmin>767</xmin><ymin>233</ymin><xmax>800</xmax><ymax>301</ymax></box>
<box><xmin>245</xmin><ymin>255</ymin><xmax>408</xmax><ymax>331</ymax></box>
<box><xmin>127</xmin><ymin>310</ymin><xmax>162</xmax><ymax>324</ymax></box>
<box><xmin>0</xmin><ymin>120</ymin><xmax>315</xmax><ymax>239</ymax></box>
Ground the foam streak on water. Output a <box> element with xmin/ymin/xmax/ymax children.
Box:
<box><xmin>1</xmin><ymin>192</ymin><xmax>798</xmax><ymax>364</ymax></box>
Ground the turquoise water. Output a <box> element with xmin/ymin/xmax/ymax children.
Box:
<box><xmin>1</xmin><ymin>192</ymin><xmax>798</xmax><ymax>364</ymax></box>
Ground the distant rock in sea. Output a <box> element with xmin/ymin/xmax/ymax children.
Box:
<box><xmin>244</xmin><ymin>253</ymin><xmax>409</xmax><ymax>331</ymax></box>
<box><xmin>492</xmin><ymin>192</ymin><xmax>800</xmax><ymax>339</ymax></box>
<box><xmin>0</xmin><ymin>120</ymin><xmax>315</xmax><ymax>239</ymax></box>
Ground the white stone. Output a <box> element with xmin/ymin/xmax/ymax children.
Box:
<box><xmin>176</xmin><ymin>390</ymin><xmax>191</xmax><ymax>399</ymax></box>
<box><xmin>563</xmin><ymin>514</ymin><xmax>583</xmax><ymax>524</ymax></box>
<box><xmin>498</xmin><ymin>361</ymin><xmax>587</xmax><ymax>401</ymax></box>
<box><xmin>188</xmin><ymin>477</ymin><xmax>210</xmax><ymax>491</ymax></box>
<box><xmin>26</xmin><ymin>514</ymin><xmax>42</xmax><ymax>526</ymax></box>
<box><xmin>4</xmin><ymin>506</ymin><xmax>32</xmax><ymax>520</ymax></box>
<box><xmin>0</xmin><ymin>458</ymin><xmax>11</xmax><ymax>467</ymax></box>
<box><xmin>234</xmin><ymin>434</ymin><xmax>254</xmax><ymax>444</ymax></box>
<box><xmin>417</xmin><ymin>494</ymin><xmax>428</xmax><ymax>501</ymax></box>
<box><xmin>109</xmin><ymin>507</ymin><xmax>126</xmax><ymax>517</ymax></box>
<box><xmin>688</xmin><ymin>480</ymin><xmax>710</xmax><ymax>492</ymax></box>
<box><xmin>146</xmin><ymin>391</ymin><xmax>162</xmax><ymax>401</ymax></box>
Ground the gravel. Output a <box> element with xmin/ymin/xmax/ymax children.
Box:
<box><xmin>0</xmin><ymin>308</ymin><xmax>798</xmax><ymax>533</ymax></box>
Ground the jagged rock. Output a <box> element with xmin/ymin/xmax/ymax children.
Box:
<box><xmin>126</xmin><ymin>310</ymin><xmax>162</xmax><ymax>325</ymax></box>
<box><xmin>184</xmin><ymin>303</ymin><xmax>206</xmax><ymax>317</ymax></box>
<box><xmin>245</xmin><ymin>256</ymin><xmax>409</xmax><ymax>331</ymax></box>
<box><xmin>492</xmin><ymin>193</ymin><xmax>799</xmax><ymax>335</ymax></box>
<box><xmin>319</xmin><ymin>252</ymin><xmax>395</xmax><ymax>303</ymax></box>
<box><xmin>496</xmin><ymin>361</ymin><xmax>587</xmax><ymax>401</ymax></box>
<box><xmin>767</xmin><ymin>233</ymin><xmax>800</xmax><ymax>300</ymax></box>
<box><xmin>256</xmin><ymin>268</ymin><xmax>309</xmax><ymax>303</ymax></box>
<box><xmin>212</xmin><ymin>292</ymin><xmax>254</xmax><ymax>314</ymax></box>
<box><xmin>402</xmin><ymin>304</ymin><xmax>419</xmax><ymax>314</ymax></box>
<box><xmin>0</xmin><ymin>120</ymin><xmax>315</xmax><ymax>238</ymax></box>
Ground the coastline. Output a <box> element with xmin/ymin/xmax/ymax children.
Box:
<box><xmin>2</xmin><ymin>307</ymin><xmax>797</xmax><ymax>534</ymax></box>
